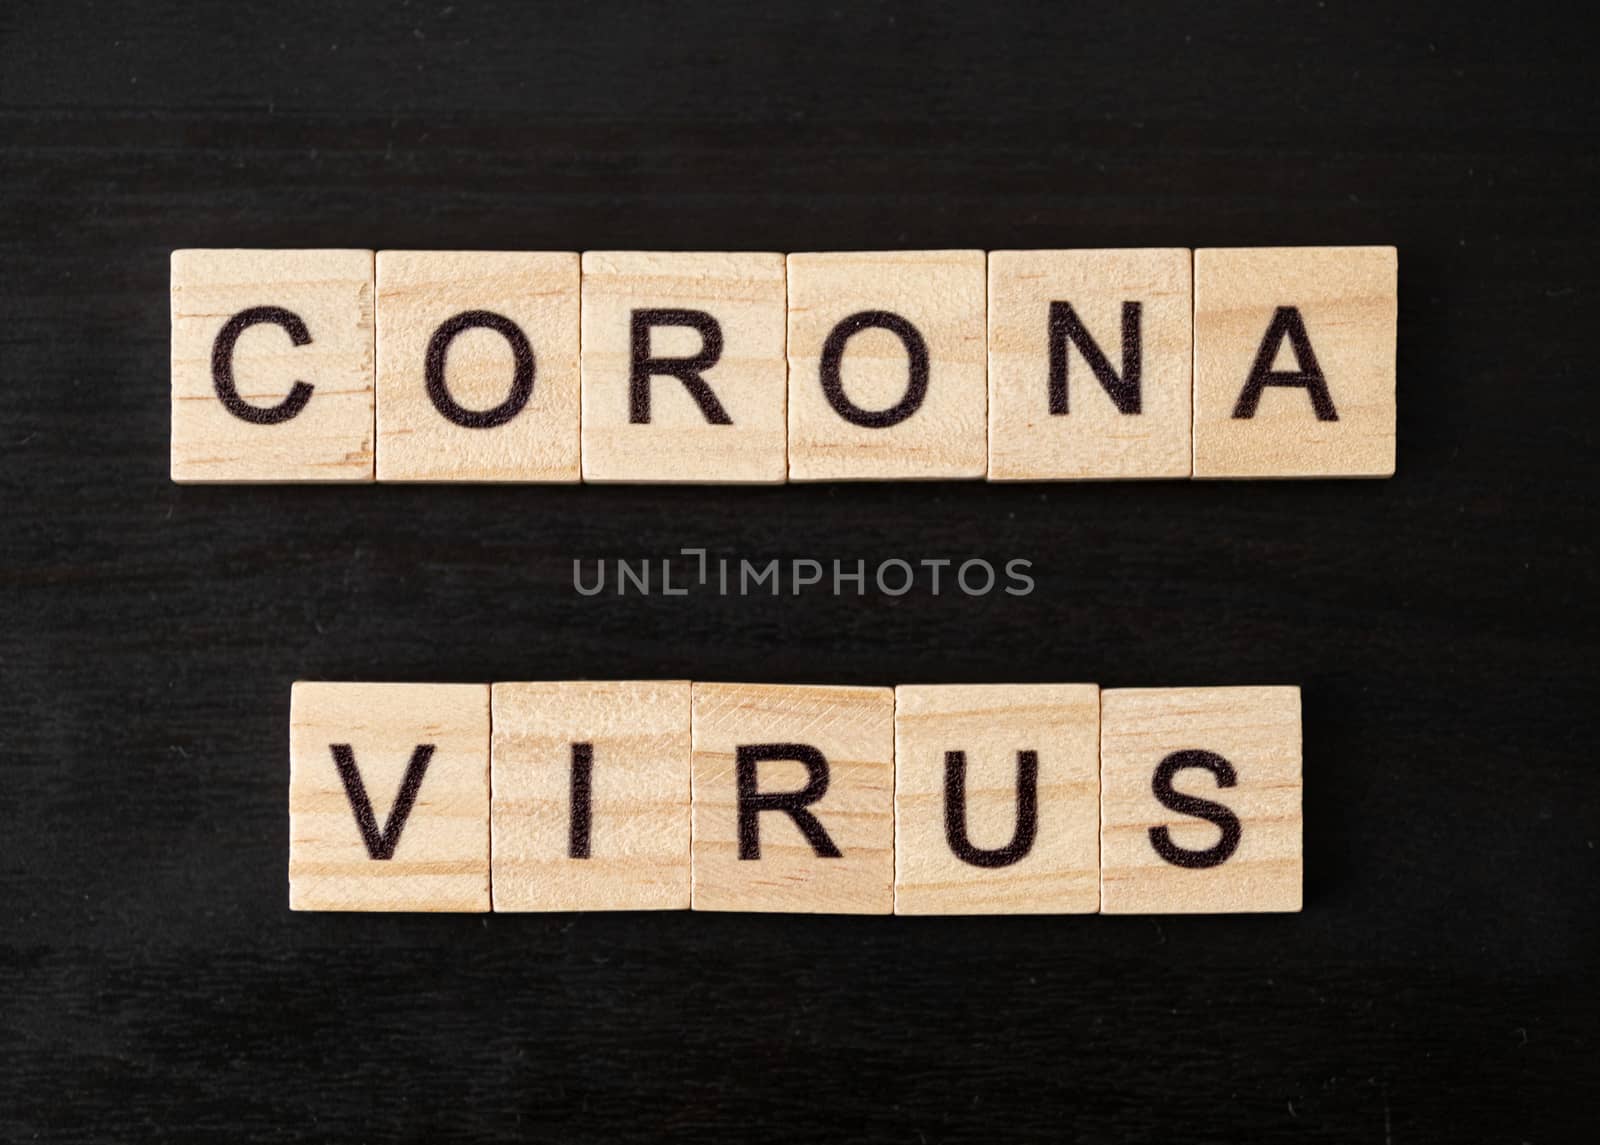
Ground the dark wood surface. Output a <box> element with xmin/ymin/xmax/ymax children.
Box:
<box><xmin>2</xmin><ymin>2</ymin><xmax>1594</xmax><ymax>1140</ymax></box>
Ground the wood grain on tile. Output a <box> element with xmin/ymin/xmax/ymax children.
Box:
<box><xmin>375</xmin><ymin>250</ymin><xmax>580</xmax><ymax>482</ymax></box>
<box><xmin>988</xmin><ymin>249</ymin><xmax>1191</xmax><ymax>480</ymax></box>
<box><xmin>786</xmin><ymin>250</ymin><xmax>987</xmax><ymax>481</ymax></box>
<box><xmin>1193</xmin><ymin>246</ymin><xmax>1397</xmax><ymax>478</ymax></box>
<box><xmin>691</xmin><ymin>682</ymin><xmax>894</xmax><ymax>913</ymax></box>
<box><xmin>581</xmin><ymin>251</ymin><xmax>787</xmax><ymax>483</ymax></box>
<box><xmin>894</xmin><ymin>684</ymin><xmax>1101</xmax><ymax>914</ymax></box>
<box><xmin>288</xmin><ymin>681</ymin><xmax>490</xmax><ymax>912</ymax></box>
<box><xmin>1100</xmin><ymin>686</ymin><xmax>1302</xmax><ymax>914</ymax></box>
<box><xmin>171</xmin><ymin>248</ymin><xmax>374</xmax><ymax>483</ymax></box>
<box><xmin>491</xmin><ymin>680</ymin><xmax>691</xmax><ymax>911</ymax></box>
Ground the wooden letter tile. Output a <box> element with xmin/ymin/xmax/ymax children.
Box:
<box><xmin>1099</xmin><ymin>686</ymin><xmax>1302</xmax><ymax>914</ymax></box>
<box><xmin>1193</xmin><ymin>246</ymin><xmax>1397</xmax><ymax>478</ymax></box>
<box><xmin>894</xmin><ymin>684</ymin><xmax>1100</xmax><ymax>914</ymax></box>
<box><xmin>289</xmin><ymin>682</ymin><xmax>490</xmax><ymax>912</ymax></box>
<box><xmin>786</xmin><ymin>250</ymin><xmax>986</xmax><ymax>480</ymax></box>
<box><xmin>170</xmin><ymin>249</ymin><xmax>374</xmax><ymax>483</ymax></box>
<box><xmin>581</xmin><ymin>252</ymin><xmax>787</xmax><ymax>483</ymax></box>
<box><xmin>375</xmin><ymin>251</ymin><xmax>580</xmax><ymax>482</ymax></box>
<box><xmin>988</xmin><ymin>249</ymin><xmax>1191</xmax><ymax>480</ymax></box>
<box><xmin>691</xmin><ymin>682</ymin><xmax>894</xmax><ymax>913</ymax></box>
<box><xmin>491</xmin><ymin>680</ymin><xmax>691</xmax><ymax>911</ymax></box>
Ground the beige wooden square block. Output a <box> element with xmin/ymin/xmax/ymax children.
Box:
<box><xmin>1100</xmin><ymin>686</ymin><xmax>1302</xmax><ymax>914</ymax></box>
<box><xmin>581</xmin><ymin>252</ymin><xmax>787</xmax><ymax>483</ymax></box>
<box><xmin>1193</xmin><ymin>246</ymin><xmax>1397</xmax><ymax>478</ymax></box>
<box><xmin>170</xmin><ymin>249</ymin><xmax>374</xmax><ymax>483</ymax></box>
<box><xmin>289</xmin><ymin>682</ymin><xmax>490</xmax><ymax>912</ymax></box>
<box><xmin>786</xmin><ymin>250</ymin><xmax>986</xmax><ymax>480</ymax></box>
<box><xmin>491</xmin><ymin>680</ymin><xmax>691</xmax><ymax>911</ymax></box>
<box><xmin>691</xmin><ymin>682</ymin><xmax>894</xmax><ymax>913</ymax></box>
<box><xmin>894</xmin><ymin>684</ymin><xmax>1100</xmax><ymax>915</ymax></box>
<box><xmin>988</xmin><ymin>249</ymin><xmax>1191</xmax><ymax>480</ymax></box>
<box><xmin>375</xmin><ymin>251</ymin><xmax>580</xmax><ymax>482</ymax></box>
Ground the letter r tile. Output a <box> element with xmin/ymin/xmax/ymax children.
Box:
<box><xmin>1099</xmin><ymin>687</ymin><xmax>1302</xmax><ymax>914</ymax></box>
<box><xmin>581</xmin><ymin>252</ymin><xmax>788</xmax><ymax>483</ymax></box>
<box><xmin>894</xmin><ymin>684</ymin><xmax>1100</xmax><ymax>915</ymax></box>
<box><xmin>288</xmin><ymin>681</ymin><xmax>491</xmax><ymax>912</ymax></box>
<box><xmin>690</xmin><ymin>682</ymin><xmax>894</xmax><ymax>913</ymax></box>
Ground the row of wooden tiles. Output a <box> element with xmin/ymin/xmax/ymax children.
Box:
<box><xmin>175</xmin><ymin>246</ymin><xmax>1397</xmax><ymax>484</ymax></box>
<box><xmin>289</xmin><ymin>680</ymin><xmax>1302</xmax><ymax>915</ymax></box>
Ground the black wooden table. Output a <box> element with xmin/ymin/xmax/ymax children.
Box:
<box><xmin>3</xmin><ymin>3</ymin><xmax>1593</xmax><ymax>1141</ymax></box>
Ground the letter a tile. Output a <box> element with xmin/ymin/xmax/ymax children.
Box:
<box><xmin>691</xmin><ymin>682</ymin><xmax>894</xmax><ymax>913</ymax></box>
<box><xmin>894</xmin><ymin>684</ymin><xmax>1101</xmax><ymax>914</ymax></box>
<box><xmin>491</xmin><ymin>680</ymin><xmax>691</xmax><ymax>911</ymax></box>
<box><xmin>1100</xmin><ymin>686</ymin><xmax>1302</xmax><ymax>914</ymax></box>
<box><xmin>288</xmin><ymin>682</ymin><xmax>491</xmax><ymax>911</ymax></box>
<box><xmin>1193</xmin><ymin>246</ymin><xmax>1397</xmax><ymax>478</ymax></box>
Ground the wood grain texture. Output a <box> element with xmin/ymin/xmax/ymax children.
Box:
<box><xmin>170</xmin><ymin>248</ymin><xmax>374</xmax><ymax>482</ymax></box>
<box><xmin>988</xmin><ymin>249</ymin><xmax>1192</xmax><ymax>480</ymax></box>
<box><xmin>581</xmin><ymin>251</ymin><xmax>788</xmax><ymax>483</ymax></box>
<box><xmin>894</xmin><ymin>683</ymin><xmax>1100</xmax><ymax>914</ymax></box>
<box><xmin>691</xmin><ymin>682</ymin><xmax>894</xmax><ymax>913</ymax></box>
<box><xmin>1100</xmin><ymin>686</ymin><xmax>1302</xmax><ymax>914</ymax></box>
<box><xmin>1193</xmin><ymin>246</ymin><xmax>1397</xmax><ymax>478</ymax></box>
<box><xmin>376</xmin><ymin>250</ymin><xmax>580</xmax><ymax>482</ymax></box>
<box><xmin>289</xmin><ymin>681</ymin><xmax>490</xmax><ymax>911</ymax></box>
<box><xmin>787</xmin><ymin>250</ymin><xmax>987</xmax><ymax>480</ymax></box>
<box><xmin>491</xmin><ymin>680</ymin><xmax>690</xmax><ymax>911</ymax></box>
<box><xmin>5</xmin><ymin>2</ymin><xmax>1594</xmax><ymax>1141</ymax></box>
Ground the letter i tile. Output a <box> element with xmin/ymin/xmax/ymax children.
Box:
<box><xmin>490</xmin><ymin>680</ymin><xmax>691</xmax><ymax>911</ymax></box>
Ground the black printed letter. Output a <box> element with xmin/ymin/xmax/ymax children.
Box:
<box><xmin>328</xmin><ymin>743</ymin><xmax>435</xmax><ymax>860</ymax></box>
<box><xmin>1048</xmin><ymin>301</ymin><xmax>1142</xmax><ymax>415</ymax></box>
<box><xmin>629</xmin><ymin>308</ymin><xmax>730</xmax><ymax>424</ymax></box>
<box><xmin>211</xmin><ymin>305</ymin><xmax>315</xmax><ymax>424</ymax></box>
<box><xmin>1232</xmin><ymin>306</ymin><xmax>1338</xmax><ymax>421</ymax></box>
<box><xmin>425</xmin><ymin>310</ymin><xmax>535</xmax><ymax>428</ymax></box>
<box><xmin>735</xmin><ymin>743</ymin><xmax>842</xmax><ymax>859</ymax></box>
<box><xmin>819</xmin><ymin>310</ymin><xmax>929</xmax><ymax>428</ymax></box>
<box><xmin>1148</xmin><ymin>749</ymin><xmax>1242</xmax><ymax>869</ymax></box>
<box><xmin>944</xmin><ymin>750</ymin><xmax>1038</xmax><ymax>868</ymax></box>
<box><xmin>568</xmin><ymin>742</ymin><xmax>593</xmax><ymax>859</ymax></box>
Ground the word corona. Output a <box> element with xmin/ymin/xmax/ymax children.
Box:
<box><xmin>288</xmin><ymin>680</ymin><xmax>1303</xmax><ymax>915</ymax></box>
<box><xmin>173</xmin><ymin>246</ymin><xmax>1397</xmax><ymax>484</ymax></box>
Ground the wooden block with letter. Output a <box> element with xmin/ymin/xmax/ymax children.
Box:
<box><xmin>894</xmin><ymin>683</ymin><xmax>1101</xmax><ymax>914</ymax></box>
<box><xmin>375</xmin><ymin>250</ymin><xmax>580</xmax><ymax>482</ymax></box>
<box><xmin>491</xmin><ymin>680</ymin><xmax>691</xmax><ymax>911</ymax></box>
<box><xmin>786</xmin><ymin>250</ymin><xmax>987</xmax><ymax>481</ymax></box>
<box><xmin>1099</xmin><ymin>686</ymin><xmax>1302</xmax><ymax>914</ymax></box>
<box><xmin>1193</xmin><ymin>246</ymin><xmax>1397</xmax><ymax>478</ymax></box>
<box><xmin>288</xmin><ymin>681</ymin><xmax>491</xmax><ymax>911</ymax></box>
<box><xmin>987</xmin><ymin>249</ymin><xmax>1191</xmax><ymax>480</ymax></box>
<box><xmin>581</xmin><ymin>251</ymin><xmax>787</xmax><ymax>483</ymax></box>
<box><xmin>690</xmin><ymin>682</ymin><xmax>894</xmax><ymax>913</ymax></box>
<box><xmin>170</xmin><ymin>248</ymin><xmax>374</xmax><ymax>482</ymax></box>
